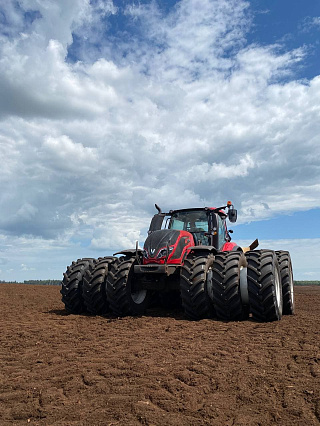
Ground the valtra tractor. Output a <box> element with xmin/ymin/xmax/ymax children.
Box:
<box><xmin>61</xmin><ymin>202</ymin><xmax>295</xmax><ymax>322</ymax></box>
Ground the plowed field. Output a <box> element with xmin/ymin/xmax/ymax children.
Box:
<box><xmin>0</xmin><ymin>284</ymin><xmax>319</xmax><ymax>425</ymax></box>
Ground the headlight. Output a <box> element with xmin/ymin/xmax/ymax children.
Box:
<box><xmin>157</xmin><ymin>248</ymin><xmax>167</xmax><ymax>259</ymax></box>
<box><xmin>156</xmin><ymin>245</ymin><xmax>174</xmax><ymax>259</ymax></box>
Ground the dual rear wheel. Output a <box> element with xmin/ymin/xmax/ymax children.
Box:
<box><xmin>60</xmin><ymin>256</ymin><xmax>116</xmax><ymax>315</ymax></box>
<box><xmin>180</xmin><ymin>249</ymin><xmax>294</xmax><ymax>322</ymax></box>
<box><xmin>246</xmin><ymin>249</ymin><xmax>294</xmax><ymax>321</ymax></box>
<box><xmin>61</xmin><ymin>256</ymin><xmax>150</xmax><ymax>317</ymax></box>
<box><xmin>60</xmin><ymin>258</ymin><xmax>96</xmax><ymax>314</ymax></box>
<box><xmin>246</xmin><ymin>250</ymin><xmax>283</xmax><ymax>322</ymax></box>
<box><xmin>180</xmin><ymin>251</ymin><xmax>248</xmax><ymax>320</ymax></box>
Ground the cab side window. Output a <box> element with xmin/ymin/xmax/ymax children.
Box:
<box><xmin>217</xmin><ymin>215</ymin><xmax>227</xmax><ymax>249</ymax></box>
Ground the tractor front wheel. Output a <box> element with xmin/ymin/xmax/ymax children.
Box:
<box><xmin>106</xmin><ymin>256</ymin><xmax>149</xmax><ymax>316</ymax></box>
<box><xmin>180</xmin><ymin>254</ymin><xmax>215</xmax><ymax>320</ymax></box>
<box><xmin>211</xmin><ymin>251</ymin><xmax>249</xmax><ymax>321</ymax></box>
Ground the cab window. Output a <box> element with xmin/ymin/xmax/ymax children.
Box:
<box><xmin>169</xmin><ymin>211</ymin><xmax>208</xmax><ymax>232</ymax></box>
<box><xmin>169</xmin><ymin>218</ymin><xmax>184</xmax><ymax>230</ymax></box>
<box><xmin>217</xmin><ymin>215</ymin><xmax>227</xmax><ymax>249</ymax></box>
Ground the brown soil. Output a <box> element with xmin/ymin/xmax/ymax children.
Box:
<box><xmin>0</xmin><ymin>284</ymin><xmax>319</xmax><ymax>426</ymax></box>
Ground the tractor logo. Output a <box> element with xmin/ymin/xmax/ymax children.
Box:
<box><xmin>150</xmin><ymin>248</ymin><xmax>155</xmax><ymax>256</ymax></box>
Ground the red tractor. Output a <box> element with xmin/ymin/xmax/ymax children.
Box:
<box><xmin>61</xmin><ymin>202</ymin><xmax>294</xmax><ymax>322</ymax></box>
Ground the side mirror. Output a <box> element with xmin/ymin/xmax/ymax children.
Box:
<box><xmin>228</xmin><ymin>208</ymin><xmax>237</xmax><ymax>223</ymax></box>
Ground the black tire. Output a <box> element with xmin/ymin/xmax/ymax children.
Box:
<box><xmin>180</xmin><ymin>254</ymin><xmax>215</xmax><ymax>320</ymax></box>
<box><xmin>211</xmin><ymin>251</ymin><xmax>248</xmax><ymax>321</ymax></box>
<box><xmin>60</xmin><ymin>258</ymin><xmax>96</xmax><ymax>314</ymax></box>
<box><xmin>106</xmin><ymin>256</ymin><xmax>150</xmax><ymax>316</ymax></box>
<box><xmin>276</xmin><ymin>251</ymin><xmax>295</xmax><ymax>315</ymax></box>
<box><xmin>246</xmin><ymin>250</ymin><xmax>283</xmax><ymax>322</ymax></box>
<box><xmin>82</xmin><ymin>256</ymin><xmax>117</xmax><ymax>315</ymax></box>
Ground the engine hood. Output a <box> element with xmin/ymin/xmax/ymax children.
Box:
<box><xmin>143</xmin><ymin>229</ymin><xmax>194</xmax><ymax>264</ymax></box>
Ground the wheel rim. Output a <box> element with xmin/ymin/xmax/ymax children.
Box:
<box><xmin>206</xmin><ymin>267</ymin><xmax>213</xmax><ymax>301</ymax></box>
<box><xmin>274</xmin><ymin>267</ymin><xmax>282</xmax><ymax>310</ymax></box>
<box><xmin>289</xmin><ymin>269</ymin><xmax>294</xmax><ymax>306</ymax></box>
<box><xmin>131</xmin><ymin>288</ymin><xmax>147</xmax><ymax>304</ymax></box>
<box><xmin>239</xmin><ymin>266</ymin><xmax>249</xmax><ymax>305</ymax></box>
<box><xmin>129</xmin><ymin>266</ymin><xmax>147</xmax><ymax>305</ymax></box>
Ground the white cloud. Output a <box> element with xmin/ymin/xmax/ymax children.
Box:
<box><xmin>0</xmin><ymin>0</ymin><xmax>319</xmax><ymax>279</ymax></box>
<box><xmin>21</xmin><ymin>263</ymin><xmax>36</xmax><ymax>271</ymax></box>
<box><xmin>181</xmin><ymin>154</ymin><xmax>255</xmax><ymax>183</ymax></box>
<box><xmin>42</xmin><ymin>135</ymin><xmax>98</xmax><ymax>172</ymax></box>
<box><xmin>299</xmin><ymin>16</ymin><xmax>320</xmax><ymax>32</ymax></box>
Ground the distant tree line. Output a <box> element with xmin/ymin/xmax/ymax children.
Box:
<box><xmin>23</xmin><ymin>280</ymin><xmax>61</xmax><ymax>286</ymax></box>
<box><xmin>0</xmin><ymin>279</ymin><xmax>61</xmax><ymax>285</ymax></box>
<box><xmin>294</xmin><ymin>280</ymin><xmax>320</xmax><ymax>286</ymax></box>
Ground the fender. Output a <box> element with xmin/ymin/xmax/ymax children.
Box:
<box><xmin>188</xmin><ymin>245</ymin><xmax>218</xmax><ymax>256</ymax></box>
<box><xmin>113</xmin><ymin>248</ymin><xmax>143</xmax><ymax>257</ymax></box>
<box><xmin>242</xmin><ymin>239</ymin><xmax>259</xmax><ymax>253</ymax></box>
<box><xmin>222</xmin><ymin>242</ymin><xmax>238</xmax><ymax>251</ymax></box>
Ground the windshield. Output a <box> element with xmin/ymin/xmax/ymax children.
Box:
<box><xmin>169</xmin><ymin>210</ymin><xmax>208</xmax><ymax>232</ymax></box>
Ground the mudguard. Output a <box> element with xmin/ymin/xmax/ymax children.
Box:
<box><xmin>113</xmin><ymin>248</ymin><xmax>143</xmax><ymax>257</ymax></box>
<box><xmin>188</xmin><ymin>245</ymin><xmax>218</xmax><ymax>255</ymax></box>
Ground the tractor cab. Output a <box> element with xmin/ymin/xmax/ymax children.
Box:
<box><xmin>144</xmin><ymin>203</ymin><xmax>238</xmax><ymax>265</ymax></box>
<box><xmin>168</xmin><ymin>209</ymin><xmax>209</xmax><ymax>246</ymax></box>
<box><xmin>168</xmin><ymin>208</ymin><xmax>234</xmax><ymax>249</ymax></box>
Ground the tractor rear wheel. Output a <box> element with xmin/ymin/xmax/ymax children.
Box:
<box><xmin>82</xmin><ymin>256</ymin><xmax>116</xmax><ymax>315</ymax></box>
<box><xmin>276</xmin><ymin>251</ymin><xmax>295</xmax><ymax>315</ymax></box>
<box><xmin>61</xmin><ymin>258</ymin><xmax>96</xmax><ymax>314</ymax></box>
<box><xmin>180</xmin><ymin>254</ymin><xmax>215</xmax><ymax>320</ymax></box>
<box><xmin>106</xmin><ymin>256</ymin><xmax>149</xmax><ymax>316</ymax></box>
<box><xmin>246</xmin><ymin>250</ymin><xmax>283</xmax><ymax>322</ymax></box>
<box><xmin>211</xmin><ymin>251</ymin><xmax>249</xmax><ymax>321</ymax></box>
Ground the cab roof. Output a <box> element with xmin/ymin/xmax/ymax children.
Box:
<box><xmin>169</xmin><ymin>207</ymin><xmax>227</xmax><ymax>217</ymax></box>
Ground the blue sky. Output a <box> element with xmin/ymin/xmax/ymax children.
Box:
<box><xmin>234</xmin><ymin>208</ymin><xmax>320</xmax><ymax>240</ymax></box>
<box><xmin>0</xmin><ymin>0</ymin><xmax>319</xmax><ymax>281</ymax></box>
<box><xmin>248</xmin><ymin>0</ymin><xmax>320</xmax><ymax>80</ymax></box>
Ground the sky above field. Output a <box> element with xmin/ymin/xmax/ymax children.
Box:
<box><xmin>0</xmin><ymin>0</ymin><xmax>320</xmax><ymax>281</ymax></box>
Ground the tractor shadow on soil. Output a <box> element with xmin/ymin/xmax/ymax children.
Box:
<box><xmin>47</xmin><ymin>309</ymin><xmax>70</xmax><ymax>316</ymax></box>
<box><xmin>47</xmin><ymin>307</ymin><xmax>258</xmax><ymax>322</ymax></box>
<box><xmin>47</xmin><ymin>307</ymin><xmax>187</xmax><ymax>320</ymax></box>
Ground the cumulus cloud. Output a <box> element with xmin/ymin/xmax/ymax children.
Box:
<box><xmin>0</xmin><ymin>0</ymin><xmax>319</xmax><ymax>279</ymax></box>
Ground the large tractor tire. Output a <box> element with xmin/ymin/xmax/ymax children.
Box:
<box><xmin>61</xmin><ymin>258</ymin><xmax>96</xmax><ymax>314</ymax></box>
<box><xmin>82</xmin><ymin>256</ymin><xmax>117</xmax><ymax>315</ymax></box>
<box><xmin>211</xmin><ymin>251</ymin><xmax>249</xmax><ymax>321</ymax></box>
<box><xmin>106</xmin><ymin>256</ymin><xmax>150</xmax><ymax>316</ymax></box>
<box><xmin>276</xmin><ymin>250</ymin><xmax>295</xmax><ymax>315</ymax></box>
<box><xmin>246</xmin><ymin>250</ymin><xmax>283</xmax><ymax>322</ymax></box>
<box><xmin>180</xmin><ymin>254</ymin><xmax>215</xmax><ymax>320</ymax></box>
